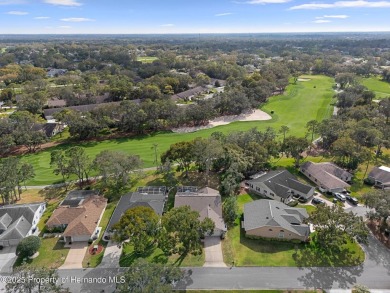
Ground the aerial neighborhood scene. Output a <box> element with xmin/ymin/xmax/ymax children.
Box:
<box><xmin>1</xmin><ymin>0</ymin><xmax>390</xmax><ymax>293</ymax></box>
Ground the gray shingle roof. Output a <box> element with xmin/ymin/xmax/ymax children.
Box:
<box><xmin>43</xmin><ymin>102</ymin><xmax>122</xmax><ymax>119</ymax></box>
<box><xmin>106</xmin><ymin>188</ymin><xmax>167</xmax><ymax>232</ymax></box>
<box><xmin>243</xmin><ymin>199</ymin><xmax>309</xmax><ymax>237</ymax></box>
<box><xmin>171</xmin><ymin>86</ymin><xmax>207</xmax><ymax>100</ymax></box>
<box><xmin>0</xmin><ymin>203</ymin><xmax>44</xmax><ymax>242</ymax></box>
<box><xmin>300</xmin><ymin>162</ymin><xmax>351</xmax><ymax>190</ymax></box>
<box><xmin>248</xmin><ymin>170</ymin><xmax>314</xmax><ymax>198</ymax></box>
<box><xmin>174</xmin><ymin>187</ymin><xmax>226</xmax><ymax>232</ymax></box>
<box><xmin>368</xmin><ymin>166</ymin><xmax>390</xmax><ymax>184</ymax></box>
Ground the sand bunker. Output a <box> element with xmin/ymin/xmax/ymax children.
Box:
<box><xmin>298</xmin><ymin>78</ymin><xmax>311</xmax><ymax>82</ymax></box>
<box><xmin>172</xmin><ymin>109</ymin><xmax>272</xmax><ymax>133</ymax></box>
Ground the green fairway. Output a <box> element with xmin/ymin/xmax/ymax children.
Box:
<box><xmin>21</xmin><ymin>75</ymin><xmax>334</xmax><ymax>186</ymax></box>
<box><xmin>137</xmin><ymin>56</ymin><xmax>158</xmax><ymax>63</ymax></box>
<box><xmin>361</xmin><ymin>76</ymin><xmax>390</xmax><ymax>99</ymax></box>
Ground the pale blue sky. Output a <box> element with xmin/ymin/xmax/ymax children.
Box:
<box><xmin>0</xmin><ymin>0</ymin><xmax>390</xmax><ymax>34</ymax></box>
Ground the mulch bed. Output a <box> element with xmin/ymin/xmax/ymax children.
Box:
<box><xmin>367</xmin><ymin>220</ymin><xmax>390</xmax><ymax>249</ymax></box>
<box><xmin>88</xmin><ymin>244</ymin><xmax>104</xmax><ymax>255</ymax></box>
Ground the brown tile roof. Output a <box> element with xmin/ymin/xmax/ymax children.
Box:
<box><xmin>46</xmin><ymin>195</ymin><xmax>107</xmax><ymax>237</ymax></box>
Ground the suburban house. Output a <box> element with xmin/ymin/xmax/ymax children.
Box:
<box><xmin>367</xmin><ymin>166</ymin><xmax>390</xmax><ymax>189</ymax></box>
<box><xmin>171</xmin><ymin>86</ymin><xmax>208</xmax><ymax>101</ymax></box>
<box><xmin>0</xmin><ymin>202</ymin><xmax>45</xmax><ymax>247</ymax></box>
<box><xmin>47</xmin><ymin>98</ymin><xmax>67</xmax><ymax>108</ymax></box>
<box><xmin>46</xmin><ymin>190</ymin><xmax>107</xmax><ymax>243</ymax></box>
<box><xmin>243</xmin><ymin>199</ymin><xmax>310</xmax><ymax>242</ymax></box>
<box><xmin>32</xmin><ymin>123</ymin><xmax>65</xmax><ymax>138</ymax></box>
<box><xmin>174</xmin><ymin>186</ymin><xmax>227</xmax><ymax>237</ymax></box>
<box><xmin>43</xmin><ymin>101</ymin><xmax>123</xmax><ymax>121</ymax></box>
<box><xmin>246</xmin><ymin>170</ymin><xmax>315</xmax><ymax>203</ymax></box>
<box><xmin>300</xmin><ymin>161</ymin><xmax>352</xmax><ymax>193</ymax></box>
<box><xmin>103</xmin><ymin>186</ymin><xmax>167</xmax><ymax>240</ymax></box>
<box><xmin>46</xmin><ymin>68</ymin><xmax>67</xmax><ymax>78</ymax></box>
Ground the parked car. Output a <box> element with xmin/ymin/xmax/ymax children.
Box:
<box><xmin>334</xmin><ymin>192</ymin><xmax>346</xmax><ymax>202</ymax></box>
<box><xmin>312</xmin><ymin>198</ymin><xmax>325</xmax><ymax>205</ymax></box>
<box><xmin>341</xmin><ymin>190</ymin><xmax>351</xmax><ymax>195</ymax></box>
<box><xmin>298</xmin><ymin>196</ymin><xmax>308</xmax><ymax>203</ymax></box>
<box><xmin>346</xmin><ymin>195</ymin><xmax>358</xmax><ymax>205</ymax></box>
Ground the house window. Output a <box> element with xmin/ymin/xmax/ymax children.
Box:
<box><xmin>269</xmin><ymin>229</ymin><xmax>273</xmax><ymax>231</ymax></box>
<box><xmin>309</xmin><ymin>174</ymin><xmax>311</xmax><ymax>177</ymax></box>
<box><xmin>278</xmin><ymin>232</ymin><xmax>284</xmax><ymax>238</ymax></box>
<box><xmin>264</xmin><ymin>190</ymin><xmax>267</xmax><ymax>194</ymax></box>
<box><xmin>315</xmin><ymin>179</ymin><xmax>317</xmax><ymax>182</ymax></box>
<box><xmin>270</xmin><ymin>193</ymin><xmax>274</xmax><ymax>196</ymax></box>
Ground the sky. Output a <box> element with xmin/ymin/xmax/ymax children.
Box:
<box><xmin>0</xmin><ymin>0</ymin><xmax>390</xmax><ymax>34</ymax></box>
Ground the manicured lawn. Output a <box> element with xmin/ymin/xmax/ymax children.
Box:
<box><xmin>223</xmin><ymin>194</ymin><xmax>364</xmax><ymax>267</ymax></box>
<box><xmin>20</xmin><ymin>75</ymin><xmax>334</xmax><ymax>186</ymax></box>
<box><xmin>261</xmin><ymin>75</ymin><xmax>335</xmax><ymax>134</ymax></box>
<box><xmin>361</xmin><ymin>76</ymin><xmax>390</xmax><ymax>99</ymax></box>
<box><xmin>137</xmin><ymin>56</ymin><xmax>158</xmax><ymax>63</ymax></box>
<box><xmin>175</xmin><ymin>289</ymin><xmax>323</xmax><ymax>293</ymax></box>
<box><xmin>82</xmin><ymin>201</ymin><xmax>117</xmax><ymax>268</ymax></box>
<box><xmin>13</xmin><ymin>237</ymin><xmax>69</xmax><ymax>269</ymax></box>
<box><xmin>119</xmin><ymin>242</ymin><xmax>205</xmax><ymax>267</ymax></box>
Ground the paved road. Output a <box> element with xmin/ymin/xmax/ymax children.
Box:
<box><xmin>1</xmin><ymin>233</ymin><xmax>389</xmax><ymax>293</ymax></box>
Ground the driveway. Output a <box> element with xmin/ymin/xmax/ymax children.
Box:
<box><xmin>203</xmin><ymin>236</ymin><xmax>226</xmax><ymax>267</ymax></box>
<box><xmin>0</xmin><ymin>246</ymin><xmax>17</xmax><ymax>274</ymax></box>
<box><xmin>98</xmin><ymin>241</ymin><xmax>122</xmax><ymax>268</ymax></box>
<box><xmin>59</xmin><ymin>242</ymin><xmax>88</xmax><ymax>269</ymax></box>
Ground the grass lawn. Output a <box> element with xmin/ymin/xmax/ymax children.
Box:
<box><xmin>137</xmin><ymin>56</ymin><xmax>158</xmax><ymax>63</ymax></box>
<box><xmin>360</xmin><ymin>76</ymin><xmax>390</xmax><ymax>99</ymax></box>
<box><xmin>21</xmin><ymin>75</ymin><xmax>334</xmax><ymax>186</ymax></box>
<box><xmin>175</xmin><ymin>289</ymin><xmax>323</xmax><ymax>293</ymax></box>
<box><xmin>82</xmin><ymin>201</ymin><xmax>117</xmax><ymax>268</ymax></box>
<box><xmin>119</xmin><ymin>242</ymin><xmax>204</xmax><ymax>267</ymax></box>
<box><xmin>13</xmin><ymin>237</ymin><xmax>69</xmax><ymax>269</ymax></box>
<box><xmin>223</xmin><ymin>194</ymin><xmax>364</xmax><ymax>267</ymax></box>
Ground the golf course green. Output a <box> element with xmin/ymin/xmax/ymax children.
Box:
<box><xmin>361</xmin><ymin>76</ymin><xmax>390</xmax><ymax>99</ymax></box>
<box><xmin>22</xmin><ymin>75</ymin><xmax>335</xmax><ymax>186</ymax></box>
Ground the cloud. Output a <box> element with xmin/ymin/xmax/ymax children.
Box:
<box><xmin>290</xmin><ymin>1</ymin><xmax>390</xmax><ymax>10</ymax></box>
<box><xmin>34</xmin><ymin>16</ymin><xmax>51</xmax><ymax>19</ymax></box>
<box><xmin>160</xmin><ymin>24</ymin><xmax>174</xmax><ymax>27</ymax></box>
<box><xmin>323</xmin><ymin>14</ymin><xmax>350</xmax><ymax>18</ymax></box>
<box><xmin>244</xmin><ymin>0</ymin><xmax>291</xmax><ymax>3</ymax></box>
<box><xmin>215</xmin><ymin>12</ymin><xmax>233</xmax><ymax>16</ymax></box>
<box><xmin>61</xmin><ymin>17</ymin><xmax>94</xmax><ymax>22</ymax></box>
<box><xmin>58</xmin><ymin>25</ymin><xmax>71</xmax><ymax>28</ymax></box>
<box><xmin>6</xmin><ymin>11</ymin><xmax>28</xmax><ymax>15</ymax></box>
<box><xmin>44</xmin><ymin>0</ymin><xmax>82</xmax><ymax>6</ymax></box>
<box><xmin>313</xmin><ymin>19</ymin><xmax>331</xmax><ymax>23</ymax></box>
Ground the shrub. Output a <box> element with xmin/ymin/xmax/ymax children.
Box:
<box><xmin>16</xmin><ymin>236</ymin><xmax>41</xmax><ymax>258</ymax></box>
<box><xmin>287</xmin><ymin>200</ymin><xmax>298</xmax><ymax>207</ymax></box>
